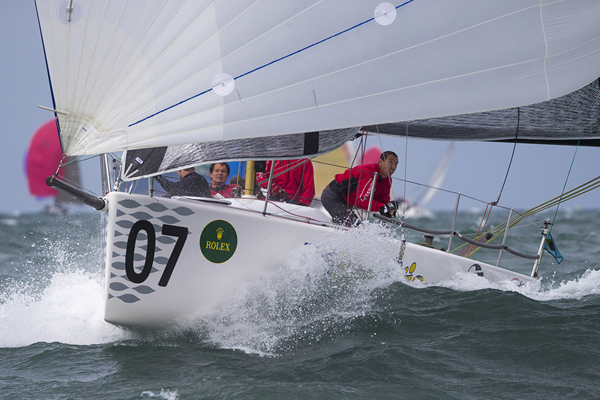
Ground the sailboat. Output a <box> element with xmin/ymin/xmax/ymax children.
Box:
<box><xmin>25</xmin><ymin>119</ymin><xmax>80</xmax><ymax>214</ymax></box>
<box><xmin>34</xmin><ymin>1</ymin><xmax>600</xmax><ymax>327</ymax></box>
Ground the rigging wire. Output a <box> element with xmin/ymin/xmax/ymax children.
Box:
<box><xmin>464</xmin><ymin>202</ymin><xmax>494</xmax><ymax>257</ymax></box>
<box><xmin>453</xmin><ymin>175</ymin><xmax>600</xmax><ymax>257</ymax></box>
<box><xmin>548</xmin><ymin>79</ymin><xmax>597</xmax><ymax>234</ymax></box>
<box><xmin>462</xmin><ymin>80</ymin><xmax>597</xmax><ymax>259</ymax></box>
<box><xmin>495</xmin><ymin>107</ymin><xmax>520</xmax><ymax>204</ymax></box>
<box><xmin>396</xmin><ymin>122</ymin><xmax>409</xmax><ymax>260</ymax></box>
<box><xmin>49</xmin><ymin>154</ymin><xmax>101</xmax><ymax>198</ymax></box>
<box><xmin>402</xmin><ymin>123</ymin><xmax>409</xmax><ymax>220</ymax></box>
<box><xmin>463</xmin><ymin>80</ymin><xmax>600</xmax><ymax>260</ymax></box>
<box><xmin>371</xmin><ymin>124</ymin><xmax>407</xmax><ymax>220</ymax></box>
<box><xmin>336</xmin><ymin>131</ymin><xmax>369</xmax><ymax>223</ymax></box>
<box><xmin>258</xmin><ymin>159</ymin><xmax>311</xmax><ymax>204</ymax></box>
<box><xmin>372</xmin><ymin>124</ymin><xmax>400</xmax><ymax>206</ymax></box>
<box><xmin>462</xmin><ymin>107</ymin><xmax>522</xmax><ymax>256</ymax></box>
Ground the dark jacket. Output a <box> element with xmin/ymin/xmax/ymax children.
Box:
<box><xmin>155</xmin><ymin>172</ymin><xmax>211</xmax><ymax>197</ymax></box>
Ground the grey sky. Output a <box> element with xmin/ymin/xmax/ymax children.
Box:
<box><xmin>1</xmin><ymin>2</ymin><xmax>598</xmax><ymax>215</ymax></box>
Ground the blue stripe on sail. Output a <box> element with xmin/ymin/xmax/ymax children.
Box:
<box><xmin>234</xmin><ymin>15</ymin><xmax>375</xmax><ymax>81</ymax></box>
<box><xmin>128</xmin><ymin>1</ymin><xmax>415</xmax><ymax>128</ymax></box>
<box><xmin>129</xmin><ymin>88</ymin><xmax>213</xmax><ymax>127</ymax></box>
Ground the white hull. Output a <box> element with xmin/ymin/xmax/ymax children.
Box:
<box><xmin>102</xmin><ymin>192</ymin><xmax>537</xmax><ymax>327</ymax></box>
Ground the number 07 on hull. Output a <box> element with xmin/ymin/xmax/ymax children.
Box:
<box><xmin>101</xmin><ymin>192</ymin><xmax>336</xmax><ymax>327</ymax></box>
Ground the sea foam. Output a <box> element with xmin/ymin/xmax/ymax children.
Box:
<box><xmin>0</xmin><ymin>269</ymin><xmax>129</xmax><ymax>347</ymax></box>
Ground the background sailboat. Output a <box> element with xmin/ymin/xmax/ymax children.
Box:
<box><xmin>25</xmin><ymin>119</ymin><xmax>80</xmax><ymax>214</ymax></box>
<box><xmin>395</xmin><ymin>142</ymin><xmax>455</xmax><ymax>219</ymax></box>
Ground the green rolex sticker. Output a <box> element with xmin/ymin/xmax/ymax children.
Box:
<box><xmin>199</xmin><ymin>220</ymin><xmax>238</xmax><ymax>263</ymax></box>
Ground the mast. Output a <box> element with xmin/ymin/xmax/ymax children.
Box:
<box><xmin>244</xmin><ymin>161</ymin><xmax>255</xmax><ymax>196</ymax></box>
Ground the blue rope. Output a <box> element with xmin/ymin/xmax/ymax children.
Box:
<box><xmin>129</xmin><ymin>1</ymin><xmax>415</xmax><ymax>128</ymax></box>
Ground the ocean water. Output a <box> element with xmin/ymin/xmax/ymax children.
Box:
<box><xmin>1</xmin><ymin>209</ymin><xmax>599</xmax><ymax>399</ymax></box>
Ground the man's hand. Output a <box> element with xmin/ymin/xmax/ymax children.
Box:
<box><xmin>380</xmin><ymin>201</ymin><xmax>398</xmax><ymax>218</ymax></box>
<box><xmin>269</xmin><ymin>186</ymin><xmax>287</xmax><ymax>201</ymax></box>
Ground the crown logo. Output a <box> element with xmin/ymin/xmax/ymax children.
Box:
<box><xmin>216</xmin><ymin>227</ymin><xmax>224</xmax><ymax>240</ymax></box>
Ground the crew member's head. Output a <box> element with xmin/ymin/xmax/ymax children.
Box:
<box><xmin>209</xmin><ymin>163</ymin><xmax>231</xmax><ymax>185</ymax></box>
<box><xmin>378</xmin><ymin>151</ymin><xmax>398</xmax><ymax>178</ymax></box>
<box><xmin>176</xmin><ymin>167</ymin><xmax>196</xmax><ymax>180</ymax></box>
<box><xmin>229</xmin><ymin>175</ymin><xmax>245</xmax><ymax>187</ymax></box>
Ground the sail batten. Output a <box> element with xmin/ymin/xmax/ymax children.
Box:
<box><xmin>36</xmin><ymin>0</ymin><xmax>600</xmax><ymax>156</ymax></box>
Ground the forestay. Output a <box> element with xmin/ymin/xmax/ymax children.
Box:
<box><xmin>36</xmin><ymin>1</ymin><xmax>600</xmax><ymax>156</ymax></box>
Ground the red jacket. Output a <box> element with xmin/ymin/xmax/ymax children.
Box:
<box><xmin>330</xmin><ymin>163</ymin><xmax>391</xmax><ymax>211</ymax></box>
<box><xmin>256</xmin><ymin>159</ymin><xmax>315</xmax><ymax>206</ymax></box>
<box><xmin>210</xmin><ymin>184</ymin><xmax>236</xmax><ymax>198</ymax></box>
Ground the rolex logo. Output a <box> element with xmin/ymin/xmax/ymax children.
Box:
<box><xmin>201</xmin><ymin>220</ymin><xmax>238</xmax><ymax>264</ymax></box>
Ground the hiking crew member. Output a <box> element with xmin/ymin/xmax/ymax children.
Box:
<box><xmin>321</xmin><ymin>151</ymin><xmax>399</xmax><ymax>226</ymax></box>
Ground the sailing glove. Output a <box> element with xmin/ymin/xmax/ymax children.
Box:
<box><xmin>380</xmin><ymin>201</ymin><xmax>398</xmax><ymax>218</ymax></box>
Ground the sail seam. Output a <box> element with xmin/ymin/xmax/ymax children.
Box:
<box><xmin>539</xmin><ymin>0</ymin><xmax>550</xmax><ymax>100</ymax></box>
<box><xmin>128</xmin><ymin>0</ymin><xmax>416</xmax><ymax>128</ymax></box>
<box><xmin>130</xmin><ymin>2</ymin><xmax>559</xmax><ymax>129</ymax></box>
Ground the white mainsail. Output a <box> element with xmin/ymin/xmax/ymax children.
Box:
<box><xmin>36</xmin><ymin>1</ymin><xmax>600</xmax><ymax>156</ymax></box>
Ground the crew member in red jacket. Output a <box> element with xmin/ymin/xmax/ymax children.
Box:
<box><xmin>321</xmin><ymin>151</ymin><xmax>399</xmax><ymax>226</ymax></box>
<box><xmin>256</xmin><ymin>159</ymin><xmax>315</xmax><ymax>206</ymax></box>
<box><xmin>209</xmin><ymin>163</ymin><xmax>237</xmax><ymax>198</ymax></box>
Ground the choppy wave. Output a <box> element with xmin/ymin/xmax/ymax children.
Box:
<box><xmin>141</xmin><ymin>389</ymin><xmax>180</xmax><ymax>399</ymax></box>
<box><xmin>192</xmin><ymin>222</ymin><xmax>600</xmax><ymax>355</ymax></box>
<box><xmin>0</xmin><ymin>213</ymin><xmax>130</xmax><ymax>347</ymax></box>
<box><xmin>2</xmin><ymin>211</ymin><xmax>600</xmax><ymax>399</ymax></box>
<box><xmin>1</xmin><ymin>214</ymin><xmax>599</xmax><ymax>353</ymax></box>
<box><xmin>0</xmin><ymin>269</ymin><xmax>129</xmax><ymax>347</ymax></box>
